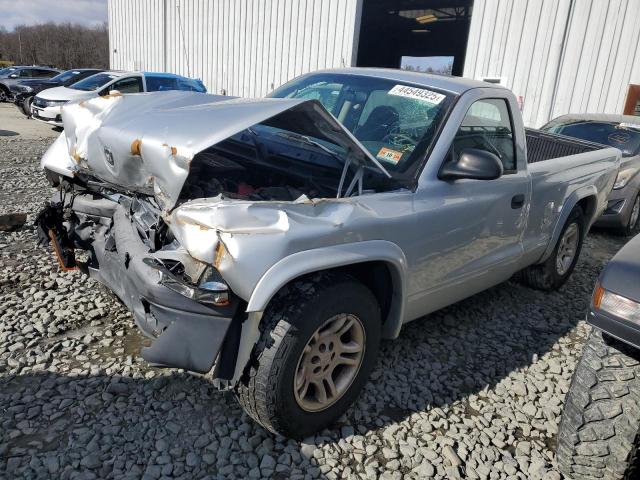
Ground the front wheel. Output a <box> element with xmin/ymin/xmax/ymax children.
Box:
<box><xmin>557</xmin><ymin>330</ymin><xmax>640</xmax><ymax>479</ymax></box>
<box><xmin>616</xmin><ymin>193</ymin><xmax>640</xmax><ymax>237</ymax></box>
<box><xmin>517</xmin><ymin>205</ymin><xmax>585</xmax><ymax>291</ymax></box>
<box><xmin>20</xmin><ymin>96</ymin><xmax>33</xmax><ymax>117</ymax></box>
<box><xmin>235</xmin><ymin>273</ymin><xmax>381</xmax><ymax>438</ymax></box>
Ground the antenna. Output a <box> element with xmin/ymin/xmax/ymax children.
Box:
<box><xmin>176</xmin><ymin>1</ymin><xmax>191</xmax><ymax>78</ymax></box>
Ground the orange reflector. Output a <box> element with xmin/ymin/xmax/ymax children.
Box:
<box><xmin>593</xmin><ymin>284</ymin><xmax>605</xmax><ymax>309</ymax></box>
<box><xmin>213</xmin><ymin>241</ymin><xmax>226</xmax><ymax>269</ymax></box>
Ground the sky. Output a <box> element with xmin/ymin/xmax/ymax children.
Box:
<box><xmin>0</xmin><ymin>0</ymin><xmax>108</xmax><ymax>30</ymax></box>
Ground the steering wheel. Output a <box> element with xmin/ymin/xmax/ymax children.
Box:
<box><xmin>381</xmin><ymin>132</ymin><xmax>418</xmax><ymax>148</ymax></box>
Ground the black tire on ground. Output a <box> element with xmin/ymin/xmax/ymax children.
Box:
<box><xmin>517</xmin><ymin>205</ymin><xmax>585</xmax><ymax>291</ymax></box>
<box><xmin>20</xmin><ymin>96</ymin><xmax>33</xmax><ymax>117</ymax></box>
<box><xmin>557</xmin><ymin>330</ymin><xmax>640</xmax><ymax>480</ymax></box>
<box><xmin>235</xmin><ymin>272</ymin><xmax>381</xmax><ymax>439</ymax></box>
<box><xmin>614</xmin><ymin>192</ymin><xmax>640</xmax><ymax>237</ymax></box>
<box><xmin>0</xmin><ymin>86</ymin><xmax>8</xmax><ymax>103</ymax></box>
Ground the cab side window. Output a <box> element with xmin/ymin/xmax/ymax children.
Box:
<box><xmin>111</xmin><ymin>77</ymin><xmax>143</xmax><ymax>93</ymax></box>
<box><xmin>18</xmin><ymin>69</ymin><xmax>33</xmax><ymax>78</ymax></box>
<box><xmin>452</xmin><ymin>98</ymin><xmax>517</xmax><ymax>172</ymax></box>
<box><xmin>146</xmin><ymin>76</ymin><xmax>178</xmax><ymax>91</ymax></box>
<box><xmin>34</xmin><ymin>69</ymin><xmax>54</xmax><ymax>77</ymax></box>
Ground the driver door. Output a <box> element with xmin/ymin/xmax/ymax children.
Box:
<box><xmin>407</xmin><ymin>96</ymin><xmax>531</xmax><ymax>316</ymax></box>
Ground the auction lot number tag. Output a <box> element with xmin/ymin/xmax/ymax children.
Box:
<box><xmin>388</xmin><ymin>85</ymin><xmax>446</xmax><ymax>105</ymax></box>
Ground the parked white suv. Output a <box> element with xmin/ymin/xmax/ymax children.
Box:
<box><xmin>31</xmin><ymin>70</ymin><xmax>206</xmax><ymax>127</ymax></box>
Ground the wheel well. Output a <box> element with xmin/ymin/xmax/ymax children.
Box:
<box><xmin>577</xmin><ymin>195</ymin><xmax>597</xmax><ymax>226</ymax></box>
<box><xmin>278</xmin><ymin>261</ymin><xmax>396</xmax><ymax>328</ymax></box>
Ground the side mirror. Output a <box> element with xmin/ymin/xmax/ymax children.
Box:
<box><xmin>439</xmin><ymin>148</ymin><xmax>504</xmax><ymax>181</ymax></box>
<box><xmin>9</xmin><ymin>73</ymin><xmax>18</xmax><ymax>78</ymax></box>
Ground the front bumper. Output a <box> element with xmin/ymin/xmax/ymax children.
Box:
<box><xmin>37</xmin><ymin>193</ymin><xmax>240</xmax><ymax>373</ymax></box>
<box><xmin>31</xmin><ymin>104</ymin><xmax>63</xmax><ymax>127</ymax></box>
<box><xmin>588</xmin><ymin>309</ymin><xmax>640</xmax><ymax>350</ymax></box>
<box><xmin>595</xmin><ymin>186</ymin><xmax>637</xmax><ymax>229</ymax></box>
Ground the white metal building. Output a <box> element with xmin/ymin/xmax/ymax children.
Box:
<box><xmin>108</xmin><ymin>0</ymin><xmax>640</xmax><ymax>127</ymax></box>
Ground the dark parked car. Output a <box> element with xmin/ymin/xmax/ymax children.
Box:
<box><xmin>557</xmin><ymin>233</ymin><xmax>640</xmax><ymax>479</ymax></box>
<box><xmin>10</xmin><ymin>68</ymin><xmax>103</xmax><ymax>117</ymax></box>
<box><xmin>0</xmin><ymin>66</ymin><xmax>61</xmax><ymax>102</ymax></box>
<box><xmin>542</xmin><ymin>114</ymin><xmax>640</xmax><ymax>236</ymax></box>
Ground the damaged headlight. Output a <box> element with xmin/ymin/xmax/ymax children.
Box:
<box><xmin>144</xmin><ymin>258</ymin><xmax>230</xmax><ymax>306</ymax></box>
<box><xmin>195</xmin><ymin>266</ymin><xmax>230</xmax><ymax>306</ymax></box>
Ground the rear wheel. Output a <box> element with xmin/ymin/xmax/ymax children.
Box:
<box><xmin>557</xmin><ymin>330</ymin><xmax>640</xmax><ymax>479</ymax></box>
<box><xmin>517</xmin><ymin>205</ymin><xmax>585</xmax><ymax>290</ymax></box>
<box><xmin>235</xmin><ymin>273</ymin><xmax>381</xmax><ymax>439</ymax></box>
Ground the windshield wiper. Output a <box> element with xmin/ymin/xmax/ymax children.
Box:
<box><xmin>276</xmin><ymin>132</ymin><xmax>343</xmax><ymax>162</ymax></box>
<box><xmin>278</xmin><ymin>131</ymin><xmax>366</xmax><ymax>198</ymax></box>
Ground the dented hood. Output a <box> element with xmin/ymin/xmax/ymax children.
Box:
<box><xmin>44</xmin><ymin>90</ymin><xmax>389</xmax><ymax>211</ymax></box>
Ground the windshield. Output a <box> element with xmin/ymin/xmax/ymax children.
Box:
<box><xmin>544</xmin><ymin>120</ymin><xmax>640</xmax><ymax>157</ymax></box>
<box><xmin>269</xmin><ymin>73</ymin><xmax>455</xmax><ymax>178</ymax></box>
<box><xmin>70</xmin><ymin>72</ymin><xmax>118</xmax><ymax>91</ymax></box>
<box><xmin>52</xmin><ymin>70</ymin><xmax>84</xmax><ymax>84</ymax></box>
<box><xmin>0</xmin><ymin>67</ymin><xmax>17</xmax><ymax>75</ymax></box>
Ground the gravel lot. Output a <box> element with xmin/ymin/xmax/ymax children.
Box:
<box><xmin>0</xmin><ymin>132</ymin><xmax>631</xmax><ymax>480</ymax></box>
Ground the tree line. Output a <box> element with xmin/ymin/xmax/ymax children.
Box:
<box><xmin>0</xmin><ymin>23</ymin><xmax>109</xmax><ymax>70</ymax></box>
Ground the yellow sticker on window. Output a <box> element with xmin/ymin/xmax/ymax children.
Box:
<box><xmin>376</xmin><ymin>147</ymin><xmax>403</xmax><ymax>164</ymax></box>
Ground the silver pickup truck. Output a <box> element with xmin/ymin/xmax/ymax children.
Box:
<box><xmin>36</xmin><ymin>68</ymin><xmax>620</xmax><ymax>438</ymax></box>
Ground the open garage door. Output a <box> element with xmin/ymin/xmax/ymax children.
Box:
<box><xmin>356</xmin><ymin>0</ymin><xmax>474</xmax><ymax>77</ymax></box>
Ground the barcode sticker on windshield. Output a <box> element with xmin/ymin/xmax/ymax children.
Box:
<box><xmin>388</xmin><ymin>85</ymin><xmax>446</xmax><ymax>105</ymax></box>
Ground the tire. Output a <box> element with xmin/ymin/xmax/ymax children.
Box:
<box><xmin>615</xmin><ymin>193</ymin><xmax>640</xmax><ymax>237</ymax></box>
<box><xmin>557</xmin><ymin>330</ymin><xmax>640</xmax><ymax>480</ymax></box>
<box><xmin>235</xmin><ymin>272</ymin><xmax>381</xmax><ymax>439</ymax></box>
<box><xmin>0</xmin><ymin>86</ymin><xmax>8</xmax><ymax>103</ymax></box>
<box><xmin>517</xmin><ymin>205</ymin><xmax>585</xmax><ymax>291</ymax></box>
<box><xmin>21</xmin><ymin>96</ymin><xmax>33</xmax><ymax>118</ymax></box>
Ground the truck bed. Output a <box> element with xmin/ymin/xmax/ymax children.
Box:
<box><xmin>525</xmin><ymin>128</ymin><xmax>607</xmax><ymax>163</ymax></box>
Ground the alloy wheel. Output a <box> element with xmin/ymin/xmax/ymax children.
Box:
<box><xmin>294</xmin><ymin>313</ymin><xmax>366</xmax><ymax>412</ymax></box>
<box><xmin>556</xmin><ymin>223</ymin><xmax>579</xmax><ymax>275</ymax></box>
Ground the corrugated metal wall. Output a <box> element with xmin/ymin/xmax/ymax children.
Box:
<box><xmin>109</xmin><ymin>0</ymin><xmax>362</xmax><ymax>97</ymax></box>
<box><xmin>464</xmin><ymin>0</ymin><xmax>640</xmax><ymax>126</ymax></box>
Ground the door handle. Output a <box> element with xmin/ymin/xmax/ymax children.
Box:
<box><xmin>511</xmin><ymin>194</ymin><xmax>525</xmax><ymax>209</ymax></box>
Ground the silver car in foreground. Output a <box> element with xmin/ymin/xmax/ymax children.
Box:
<box><xmin>542</xmin><ymin>114</ymin><xmax>640</xmax><ymax>236</ymax></box>
<box><xmin>36</xmin><ymin>68</ymin><xmax>619</xmax><ymax>438</ymax></box>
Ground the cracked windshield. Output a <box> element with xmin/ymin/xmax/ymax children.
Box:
<box><xmin>270</xmin><ymin>73</ymin><xmax>454</xmax><ymax>176</ymax></box>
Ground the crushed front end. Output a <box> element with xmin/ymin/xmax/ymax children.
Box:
<box><xmin>36</xmin><ymin>182</ymin><xmax>243</xmax><ymax>375</ymax></box>
<box><xmin>35</xmin><ymin>90</ymin><xmax>397</xmax><ymax>378</ymax></box>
